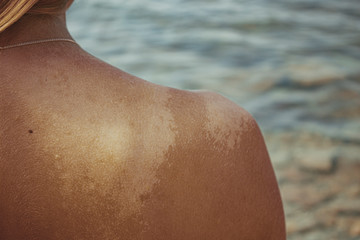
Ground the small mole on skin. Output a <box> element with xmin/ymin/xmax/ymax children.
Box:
<box><xmin>28</xmin><ymin>130</ymin><xmax>33</xmax><ymax>134</ymax></box>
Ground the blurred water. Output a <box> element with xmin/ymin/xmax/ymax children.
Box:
<box><xmin>67</xmin><ymin>0</ymin><xmax>360</xmax><ymax>141</ymax></box>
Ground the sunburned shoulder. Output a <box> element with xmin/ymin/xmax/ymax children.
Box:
<box><xmin>150</xmin><ymin>88</ymin><xmax>286</xmax><ymax>239</ymax></box>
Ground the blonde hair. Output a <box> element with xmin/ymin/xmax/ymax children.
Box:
<box><xmin>0</xmin><ymin>0</ymin><xmax>70</xmax><ymax>33</ymax></box>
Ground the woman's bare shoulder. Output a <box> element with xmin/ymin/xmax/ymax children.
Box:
<box><xmin>154</xmin><ymin>88</ymin><xmax>286</xmax><ymax>239</ymax></box>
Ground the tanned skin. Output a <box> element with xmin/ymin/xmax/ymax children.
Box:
<box><xmin>0</xmin><ymin>8</ymin><xmax>286</xmax><ymax>240</ymax></box>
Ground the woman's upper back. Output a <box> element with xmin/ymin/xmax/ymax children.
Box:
<box><xmin>0</xmin><ymin>45</ymin><xmax>285</xmax><ymax>239</ymax></box>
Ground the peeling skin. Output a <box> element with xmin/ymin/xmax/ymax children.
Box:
<box><xmin>201</xmin><ymin>92</ymin><xmax>252</xmax><ymax>153</ymax></box>
<box><xmin>0</xmin><ymin>16</ymin><xmax>285</xmax><ymax>240</ymax></box>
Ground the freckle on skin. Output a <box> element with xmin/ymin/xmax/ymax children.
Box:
<box><xmin>28</xmin><ymin>130</ymin><xmax>33</xmax><ymax>134</ymax></box>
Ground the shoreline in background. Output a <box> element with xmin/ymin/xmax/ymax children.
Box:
<box><xmin>265</xmin><ymin>130</ymin><xmax>360</xmax><ymax>239</ymax></box>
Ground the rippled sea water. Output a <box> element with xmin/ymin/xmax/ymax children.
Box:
<box><xmin>67</xmin><ymin>0</ymin><xmax>360</xmax><ymax>141</ymax></box>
